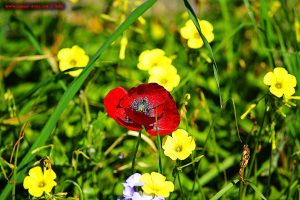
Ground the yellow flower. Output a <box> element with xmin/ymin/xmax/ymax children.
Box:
<box><xmin>180</xmin><ymin>19</ymin><xmax>214</xmax><ymax>49</ymax></box>
<box><xmin>69</xmin><ymin>0</ymin><xmax>78</xmax><ymax>3</ymax></box>
<box><xmin>23</xmin><ymin>166</ymin><xmax>57</xmax><ymax>197</ymax></box>
<box><xmin>268</xmin><ymin>0</ymin><xmax>281</xmax><ymax>17</ymax></box>
<box><xmin>162</xmin><ymin>129</ymin><xmax>196</xmax><ymax>160</ymax></box>
<box><xmin>150</xmin><ymin>21</ymin><xmax>165</xmax><ymax>40</ymax></box>
<box><xmin>137</xmin><ymin>49</ymin><xmax>172</xmax><ymax>71</ymax></box>
<box><xmin>57</xmin><ymin>45</ymin><xmax>89</xmax><ymax>77</ymax></box>
<box><xmin>295</xmin><ymin>19</ymin><xmax>300</xmax><ymax>42</ymax></box>
<box><xmin>148</xmin><ymin>65</ymin><xmax>180</xmax><ymax>91</ymax></box>
<box><xmin>140</xmin><ymin>172</ymin><xmax>174</xmax><ymax>198</ymax></box>
<box><xmin>263</xmin><ymin>67</ymin><xmax>297</xmax><ymax>98</ymax></box>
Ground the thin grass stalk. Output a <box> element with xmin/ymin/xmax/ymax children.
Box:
<box><xmin>241</xmin><ymin>98</ymin><xmax>269</xmax><ymax>198</ymax></box>
<box><xmin>177</xmin><ymin>169</ymin><xmax>186</xmax><ymax>200</ymax></box>
<box><xmin>131</xmin><ymin>130</ymin><xmax>142</xmax><ymax>173</ymax></box>
<box><xmin>156</xmin><ymin>134</ymin><xmax>163</xmax><ymax>174</ymax></box>
<box><xmin>155</xmin><ymin>108</ymin><xmax>163</xmax><ymax>174</ymax></box>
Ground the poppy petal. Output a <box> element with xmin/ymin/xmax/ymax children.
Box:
<box><xmin>104</xmin><ymin>86</ymin><xmax>142</xmax><ymax>131</ymax></box>
<box><xmin>104</xmin><ymin>83</ymin><xmax>180</xmax><ymax>136</ymax></box>
<box><xmin>146</xmin><ymin>94</ymin><xmax>180</xmax><ymax>135</ymax></box>
<box><xmin>104</xmin><ymin>86</ymin><xmax>127</xmax><ymax>119</ymax></box>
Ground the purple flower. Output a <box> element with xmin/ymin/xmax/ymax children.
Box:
<box><xmin>121</xmin><ymin>173</ymin><xmax>165</xmax><ymax>200</ymax></box>
<box><xmin>122</xmin><ymin>173</ymin><xmax>143</xmax><ymax>199</ymax></box>
<box><xmin>122</xmin><ymin>185</ymin><xmax>135</xmax><ymax>200</ymax></box>
<box><xmin>124</xmin><ymin>173</ymin><xmax>143</xmax><ymax>187</ymax></box>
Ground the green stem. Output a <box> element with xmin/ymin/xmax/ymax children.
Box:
<box><xmin>156</xmin><ymin>134</ymin><xmax>163</xmax><ymax>174</ymax></box>
<box><xmin>178</xmin><ymin>172</ymin><xmax>186</xmax><ymax>200</ymax></box>
<box><xmin>155</xmin><ymin>107</ymin><xmax>163</xmax><ymax>174</ymax></box>
<box><xmin>241</xmin><ymin>98</ymin><xmax>268</xmax><ymax>198</ymax></box>
<box><xmin>168</xmin><ymin>171</ymin><xmax>177</xmax><ymax>200</ymax></box>
<box><xmin>12</xmin><ymin>133</ymin><xmax>23</xmax><ymax>200</ymax></box>
<box><xmin>12</xmin><ymin>149</ymin><xmax>18</xmax><ymax>200</ymax></box>
<box><xmin>266</xmin><ymin>145</ymin><xmax>272</xmax><ymax>197</ymax></box>
<box><xmin>131</xmin><ymin>131</ymin><xmax>142</xmax><ymax>173</ymax></box>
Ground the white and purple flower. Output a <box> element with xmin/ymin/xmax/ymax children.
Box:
<box><xmin>119</xmin><ymin>173</ymin><xmax>165</xmax><ymax>200</ymax></box>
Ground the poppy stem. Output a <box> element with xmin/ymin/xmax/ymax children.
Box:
<box><xmin>156</xmin><ymin>133</ymin><xmax>163</xmax><ymax>174</ymax></box>
<box><xmin>154</xmin><ymin>107</ymin><xmax>163</xmax><ymax>174</ymax></box>
<box><xmin>131</xmin><ymin>130</ymin><xmax>142</xmax><ymax>173</ymax></box>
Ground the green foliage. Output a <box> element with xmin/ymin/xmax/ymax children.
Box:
<box><xmin>1</xmin><ymin>0</ymin><xmax>300</xmax><ymax>199</ymax></box>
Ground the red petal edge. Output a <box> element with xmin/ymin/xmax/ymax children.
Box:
<box><xmin>104</xmin><ymin>86</ymin><xmax>142</xmax><ymax>131</ymax></box>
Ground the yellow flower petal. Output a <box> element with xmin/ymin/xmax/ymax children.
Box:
<box><xmin>162</xmin><ymin>129</ymin><xmax>196</xmax><ymax>160</ymax></box>
<box><xmin>148</xmin><ymin>65</ymin><xmax>180</xmax><ymax>91</ymax></box>
<box><xmin>283</xmin><ymin>87</ymin><xmax>295</xmax><ymax>98</ymax></box>
<box><xmin>263</xmin><ymin>67</ymin><xmax>298</xmax><ymax>98</ymax></box>
<box><xmin>28</xmin><ymin>166</ymin><xmax>44</xmax><ymax>180</ymax></box>
<box><xmin>285</xmin><ymin>74</ymin><xmax>297</xmax><ymax>87</ymax></box>
<box><xmin>180</xmin><ymin>25</ymin><xmax>194</xmax><ymax>39</ymax></box>
<box><xmin>200</xmin><ymin>20</ymin><xmax>214</xmax><ymax>32</ymax></box>
<box><xmin>23</xmin><ymin>166</ymin><xmax>57</xmax><ymax>197</ymax></box>
<box><xmin>57</xmin><ymin>45</ymin><xmax>89</xmax><ymax>77</ymax></box>
<box><xmin>23</xmin><ymin>176</ymin><xmax>35</xmax><ymax>190</ymax></box>
<box><xmin>140</xmin><ymin>172</ymin><xmax>174</xmax><ymax>198</ymax></box>
<box><xmin>263</xmin><ymin>72</ymin><xmax>275</xmax><ymax>86</ymax></box>
<box><xmin>28</xmin><ymin>185</ymin><xmax>44</xmax><ymax>197</ymax></box>
<box><xmin>57</xmin><ymin>48</ymin><xmax>71</xmax><ymax>60</ymax></box>
<box><xmin>180</xmin><ymin>19</ymin><xmax>214</xmax><ymax>49</ymax></box>
<box><xmin>187</xmin><ymin>38</ymin><xmax>204</xmax><ymax>49</ymax></box>
<box><xmin>137</xmin><ymin>49</ymin><xmax>172</xmax><ymax>71</ymax></box>
<box><xmin>270</xmin><ymin>86</ymin><xmax>284</xmax><ymax>97</ymax></box>
<box><xmin>273</xmin><ymin>67</ymin><xmax>288</xmax><ymax>77</ymax></box>
<box><xmin>44</xmin><ymin>167</ymin><xmax>57</xmax><ymax>181</ymax></box>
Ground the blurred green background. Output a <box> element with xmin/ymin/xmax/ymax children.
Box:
<box><xmin>1</xmin><ymin>0</ymin><xmax>300</xmax><ymax>199</ymax></box>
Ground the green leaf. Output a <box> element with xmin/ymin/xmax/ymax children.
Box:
<box><xmin>210</xmin><ymin>179</ymin><xmax>239</xmax><ymax>200</ymax></box>
<box><xmin>0</xmin><ymin>0</ymin><xmax>157</xmax><ymax>199</ymax></box>
<box><xmin>183</xmin><ymin>0</ymin><xmax>222</xmax><ymax>108</ymax></box>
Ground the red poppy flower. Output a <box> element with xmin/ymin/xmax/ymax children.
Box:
<box><xmin>104</xmin><ymin>83</ymin><xmax>180</xmax><ymax>136</ymax></box>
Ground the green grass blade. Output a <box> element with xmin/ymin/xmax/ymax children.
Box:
<box><xmin>183</xmin><ymin>0</ymin><xmax>222</xmax><ymax>108</ymax></box>
<box><xmin>210</xmin><ymin>179</ymin><xmax>239</xmax><ymax>200</ymax></box>
<box><xmin>198</xmin><ymin>155</ymin><xmax>236</xmax><ymax>186</ymax></box>
<box><xmin>0</xmin><ymin>0</ymin><xmax>157</xmax><ymax>199</ymax></box>
<box><xmin>11</xmin><ymin>15</ymin><xmax>43</xmax><ymax>54</ymax></box>
<box><xmin>247</xmin><ymin>181</ymin><xmax>267</xmax><ymax>200</ymax></box>
<box><xmin>63</xmin><ymin>180</ymin><xmax>84</xmax><ymax>200</ymax></box>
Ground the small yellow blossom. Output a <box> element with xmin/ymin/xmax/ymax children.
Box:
<box><xmin>180</xmin><ymin>19</ymin><xmax>214</xmax><ymax>49</ymax></box>
<box><xmin>57</xmin><ymin>45</ymin><xmax>89</xmax><ymax>77</ymax></box>
<box><xmin>148</xmin><ymin>65</ymin><xmax>180</xmax><ymax>91</ymax></box>
<box><xmin>240</xmin><ymin>104</ymin><xmax>257</xmax><ymax>120</ymax></box>
<box><xmin>268</xmin><ymin>1</ymin><xmax>281</xmax><ymax>17</ymax></box>
<box><xmin>69</xmin><ymin>0</ymin><xmax>78</xmax><ymax>4</ymax></box>
<box><xmin>140</xmin><ymin>172</ymin><xmax>174</xmax><ymax>198</ymax></box>
<box><xmin>4</xmin><ymin>90</ymin><xmax>14</xmax><ymax>100</ymax></box>
<box><xmin>23</xmin><ymin>166</ymin><xmax>57</xmax><ymax>197</ymax></box>
<box><xmin>137</xmin><ymin>49</ymin><xmax>172</xmax><ymax>71</ymax></box>
<box><xmin>162</xmin><ymin>129</ymin><xmax>196</xmax><ymax>160</ymax></box>
<box><xmin>263</xmin><ymin>67</ymin><xmax>297</xmax><ymax>98</ymax></box>
<box><xmin>151</xmin><ymin>21</ymin><xmax>165</xmax><ymax>40</ymax></box>
<box><xmin>119</xmin><ymin>34</ymin><xmax>128</xmax><ymax>60</ymax></box>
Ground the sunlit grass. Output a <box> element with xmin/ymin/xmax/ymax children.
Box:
<box><xmin>1</xmin><ymin>0</ymin><xmax>300</xmax><ymax>199</ymax></box>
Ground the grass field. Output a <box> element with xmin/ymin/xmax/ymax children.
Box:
<box><xmin>1</xmin><ymin>0</ymin><xmax>300</xmax><ymax>199</ymax></box>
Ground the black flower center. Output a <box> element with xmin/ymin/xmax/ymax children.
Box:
<box><xmin>131</xmin><ymin>97</ymin><xmax>152</xmax><ymax>115</ymax></box>
<box><xmin>275</xmin><ymin>82</ymin><xmax>282</xmax><ymax>89</ymax></box>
